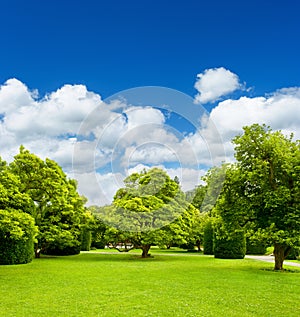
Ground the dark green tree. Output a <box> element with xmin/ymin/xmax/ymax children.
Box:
<box><xmin>203</xmin><ymin>219</ymin><xmax>214</xmax><ymax>255</ymax></box>
<box><xmin>219</xmin><ymin>124</ymin><xmax>300</xmax><ymax>270</ymax></box>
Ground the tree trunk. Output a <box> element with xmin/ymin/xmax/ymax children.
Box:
<box><xmin>196</xmin><ymin>240</ymin><xmax>202</xmax><ymax>252</ymax></box>
<box><xmin>35</xmin><ymin>247</ymin><xmax>41</xmax><ymax>258</ymax></box>
<box><xmin>141</xmin><ymin>245</ymin><xmax>151</xmax><ymax>258</ymax></box>
<box><xmin>273</xmin><ymin>243</ymin><xmax>291</xmax><ymax>271</ymax></box>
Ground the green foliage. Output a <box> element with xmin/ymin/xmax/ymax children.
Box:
<box><xmin>285</xmin><ymin>247</ymin><xmax>300</xmax><ymax>260</ymax></box>
<box><xmin>232</xmin><ymin>124</ymin><xmax>300</xmax><ymax>269</ymax></box>
<box><xmin>9</xmin><ymin>147</ymin><xmax>87</xmax><ymax>257</ymax></box>
<box><xmin>88</xmin><ymin>206</ymin><xmax>110</xmax><ymax>249</ymax></box>
<box><xmin>102</xmin><ymin>168</ymin><xmax>198</xmax><ymax>257</ymax></box>
<box><xmin>213</xmin><ymin>219</ymin><xmax>246</xmax><ymax>259</ymax></box>
<box><xmin>214</xmin><ymin>229</ymin><xmax>246</xmax><ymax>259</ymax></box>
<box><xmin>246</xmin><ymin>237</ymin><xmax>267</xmax><ymax>255</ymax></box>
<box><xmin>80</xmin><ymin>228</ymin><xmax>92</xmax><ymax>251</ymax></box>
<box><xmin>0</xmin><ymin>158</ymin><xmax>34</xmax><ymax>214</ymax></box>
<box><xmin>203</xmin><ymin>220</ymin><xmax>214</xmax><ymax>255</ymax></box>
<box><xmin>210</xmin><ymin>124</ymin><xmax>300</xmax><ymax>269</ymax></box>
<box><xmin>180</xmin><ymin>208</ymin><xmax>205</xmax><ymax>252</ymax></box>
<box><xmin>0</xmin><ymin>209</ymin><xmax>38</xmax><ymax>264</ymax></box>
<box><xmin>189</xmin><ymin>185</ymin><xmax>206</xmax><ymax>210</ymax></box>
<box><xmin>43</xmin><ymin>230</ymin><xmax>81</xmax><ymax>255</ymax></box>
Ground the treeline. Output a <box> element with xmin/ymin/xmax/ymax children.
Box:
<box><xmin>190</xmin><ymin>124</ymin><xmax>300</xmax><ymax>270</ymax></box>
<box><xmin>88</xmin><ymin>124</ymin><xmax>300</xmax><ymax>270</ymax></box>
<box><xmin>1</xmin><ymin>124</ymin><xmax>299</xmax><ymax>270</ymax></box>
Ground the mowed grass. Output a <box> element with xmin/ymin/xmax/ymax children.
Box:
<box><xmin>1</xmin><ymin>250</ymin><xmax>300</xmax><ymax>317</ymax></box>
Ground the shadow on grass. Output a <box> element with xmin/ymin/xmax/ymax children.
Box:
<box><xmin>261</xmin><ymin>268</ymin><xmax>300</xmax><ymax>274</ymax></box>
<box><xmin>38</xmin><ymin>252</ymin><xmax>179</xmax><ymax>263</ymax></box>
<box><xmin>36</xmin><ymin>250</ymin><xmax>207</xmax><ymax>263</ymax></box>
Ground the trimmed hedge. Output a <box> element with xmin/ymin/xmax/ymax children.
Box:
<box><xmin>214</xmin><ymin>230</ymin><xmax>246</xmax><ymax>259</ymax></box>
<box><xmin>80</xmin><ymin>229</ymin><xmax>92</xmax><ymax>251</ymax></box>
<box><xmin>0</xmin><ymin>209</ymin><xmax>37</xmax><ymax>265</ymax></box>
<box><xmin>203</xmin><ymin>220</ymin><xmax>214</xmax><ymax>255</ymax></box>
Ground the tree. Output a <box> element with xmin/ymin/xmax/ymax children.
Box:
<box><xmin>0</xmin><ymin>157</ymin><xmax>34</xmax><ymax>214</ymax></box>
<box><xmin>224</xmin><ymin>124</ymin><xmax>300</xmax><ymax>270</ymax></box>
<box><xmin>0</xmin><ymin>158</ymin><xmax>38</xmax><ymax>264</ymax></box>
<box><xmin>213</xmin><ymin>216</ymin><xmax>246</xmax><ymax>259</ymax></box>
<box><xmin>102</xmin><ymin>168</ymin><xmax>199</xmax><ymax>257</ymax></box>
<box><xmin>189</xmin><ymin>185</ymin><xmax>207</xmax><ymax>211</ymax></box>
<box><xmin>88</xmin><ymin>206</ymin><xmax>110</xmax><ymax>249</ymax></box>
<box><xmin>9</xmin><ymin>147</ymin><xmax>87</xmax><ymax>257</ymax></box>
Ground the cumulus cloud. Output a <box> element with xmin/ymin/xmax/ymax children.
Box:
<box><xmin>1</xmin><ymin>75</ymin><xmax>299</xmax><ymax>206</ymax></box>
<box><xmin>194</xmin><ymin>67</ymin><xmax>243</xmax><ymax>104</ymax></box>
<box><xmin>206</xmin><ymin>88</ymin><xmax>300</xmax><ymax>158</ymax></box>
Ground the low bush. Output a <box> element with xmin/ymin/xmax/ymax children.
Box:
<box><xmin>0</xmin><ymin>209</ymin><xmax>37</xmax><ymax>265</ymax></box>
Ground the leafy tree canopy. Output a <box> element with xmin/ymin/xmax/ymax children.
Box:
<box><xmin>102</xmin><ymin>168</ymin><xmax>199</xmax><ymax>257</ymax></box>
<box><xmin>9</xmin><ymin>146</ymin><xmax>88</xmax><ymax>257</ymax></box>
<box><xmin>215</xmin><ymin>124</ymin><xmax>300</xmax><ymax>270</ymax></box>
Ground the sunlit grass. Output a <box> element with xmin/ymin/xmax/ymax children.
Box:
<box><xmin>1</xmin><ymin>249</ymin><xmax>299</xmax><ymax>316</ymax></box>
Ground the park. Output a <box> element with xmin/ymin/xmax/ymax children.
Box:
<box><xmin>1</xmin><ymin>249</ymin><xmax>300</xmax><ymax>316</ymax></box>
<box><xmin>1</xmin><ymin>124</ymin><xmax>300</xmax><ymax>316</ymax></box>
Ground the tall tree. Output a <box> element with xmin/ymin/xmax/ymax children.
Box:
<box><xmin>229</xmin><ymin>124</ymin><xmax>300</xmax><ymax>270</ymax></box>
<box><xmin>9</xmin><ymin>147</ymin><xmax>87</xmax><ymax>257</ymax></box>
<box><xmin>102</xmin><ymin>168</ymin><xmax>199</xmax><ymax>257</ymax></box>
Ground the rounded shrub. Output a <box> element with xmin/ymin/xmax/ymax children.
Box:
<box><xmin>0</xmin><ymin>209</ymin><xmax>37</xmax><ymax>265</ymax></box>
<box><xmin>214</xmin><ymin>229</ymin><xmax>246</xmax><ymax>259</ymax></box>
<box><xmin>203</xmin><ymin>220</ymin><xmax>214</xmax><ymax>255</ymax></box>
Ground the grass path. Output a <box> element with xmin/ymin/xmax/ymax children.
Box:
<box><xmin>1</xmin><ymin>251</ymin><xmax>300</xmax><ymax>316</ymax></box>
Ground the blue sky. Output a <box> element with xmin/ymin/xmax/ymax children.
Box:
<box><xmin>1</xmin><ymin>0</ymin><xmax>300</xmax><ymax>97</ymax></box>
<box><xmin>0</xmin><ymin>0</ymin><xmax>300</xmax><ymax>205</ymax></box>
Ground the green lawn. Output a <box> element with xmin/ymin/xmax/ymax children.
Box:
<box><xmin>1</xmin><ymin>250</ymin><xmax>299</xmax><ymax>317</ymax></box>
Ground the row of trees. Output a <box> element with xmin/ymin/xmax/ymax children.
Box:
<box><xmin>1</xmin><ymin>124</ymin><xmax>299</xmax><ymax>270</ymax></box>
<box><xmin>89</xmin><ymin>124</ymin><xmax>299</xmax><ymax>270</ymax></box>
<box><xmin>0</xmin><ymin>147</ymin><xmax>89</xmax><ymax>264</ymax></box>
<box><xmin>189</xmin><ymin>124</ymin><xmax>300</xmax><ymax>270</ymax></box>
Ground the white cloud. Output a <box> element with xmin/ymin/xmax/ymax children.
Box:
<box><xmin>212</xmin><ymin>89</ymin><xmax>300</xmax><ymax>137</ymax></box>
<box><xmin>1</xmin><ymin>75</ymin><xmax>299</xmax><ymax>206</ymax></box>
<box><xmin>194</xmin><ymin>67</ymin><xmax>242</xmax><ymax>104</ymax></box>
<box><xmin>71</xmin><ymin>171</ymin><xmax>124</xmax><ymax>206</ymax></box>
<box><xmin>0</xmin><ymin>78</ymin><xmax>36</xmax><ymax>115</ymax></box>
<box><xmin>206</xmin><ymin>88</ymin><xmax>300</xmax><ymax>158</ymax></box>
